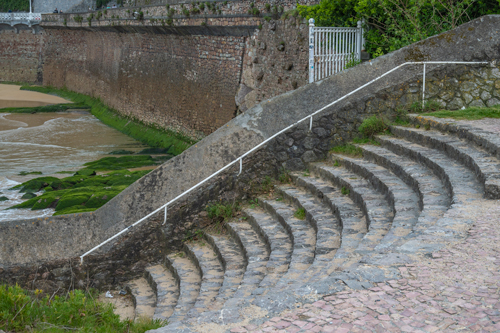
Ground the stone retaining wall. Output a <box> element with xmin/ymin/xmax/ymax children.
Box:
<box><xmin>1</xmin><ymin>15</ymin><xmax>499</xmax><ymax>293</ymax></box>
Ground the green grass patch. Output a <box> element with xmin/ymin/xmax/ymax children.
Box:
<box><xmin>294</xmin><ymin>207</ymin><xmax>306</xmax><ymax>220</ymax></box>
<box><xmin>351</xmin><ymin>137</ymin><xmax>380</xmax><ymax>146</ymax></box>
<box><xmin>278</xmin><ymin>167</ymin><xmax>292</xmax><ymax>184</ymax></box>
<box><xmin>83</xmin><ymin>155</ymin><xmax>160</xmax><ymax>171</ymax></box>
<box><xmin>0</xmin><ymin>103</ymin><xmax>88</xmax><ymax>114</ymax></box>
<box><xmin>422</xmin><ymin>105</ymin><xmax>500</xmax><ymax>120</ymax></box>
<box><xmin>341</xmin><ymin>186</ymin><xmax>350</xmax><ymax>195</ymax></box>
<box><xmin>0</xmin><ymin>284</ymin><xmax>166</xmax><ymax>332</ymax></box>
<box><xmin>330</xmin><ymin>144</ymin><xmax>363</xmax><ymax>157</ymax></box>
<box><xmin>20</xmin><ymin>85</ymin><xmax>197</xmax><ymax>155</ymax></box>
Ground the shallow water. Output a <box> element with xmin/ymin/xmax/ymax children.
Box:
<box><xmin>0</xmin><ymin>111</ymin><xmax>148</xmax><ymax>222</ymax></box>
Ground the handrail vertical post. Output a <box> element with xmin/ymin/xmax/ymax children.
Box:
<box><xmin>309</xmin><ymin>18</ymin><xmax>315</xmax><ymax>83</ymax></box>
<box><xmin>162</xmin><ymin>205</ymin><xmax>167</xmax><ymax>225</ymax></box>
<box><xmin>356</xmin><ymin>20</ymin><xmax>362</xmax><ymax>61</ymax></box>
<box><xmin>238</xmin><ymin>158</ymin><xmax>242</xmax><ymax>176</ymax></box>
<box><xmin>422</xmin><ymin>63</ymin><xmax>426</xmax><ymax>110</ymax></box>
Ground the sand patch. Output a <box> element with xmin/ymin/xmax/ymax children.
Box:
<box><xmin>0</xmin><ymin>84</ymin><xmax>72</xmax><ymax>108</ymax></box>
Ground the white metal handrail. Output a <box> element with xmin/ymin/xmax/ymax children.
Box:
<box><xmin>79</xmin><ymin>60</ymin><xmax>489</xmax><ymax>264</ymax></box>
<box><xmin>0</xmin><ymin>12</ymin><xmax>42</xmax><ymax>25</ymax></box>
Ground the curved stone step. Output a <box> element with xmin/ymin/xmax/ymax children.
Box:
<box><xmin>145</xmin><ymin>265</ymin><xmax>179</xmax><ymax>320</ymax></box>
<box><xmin>408</xmin><ymin>114</ymin><xmax>500</xmax><ymax>160</ymax></box>
<box><xmin>377</xmin><ymin>135</ymin><xmax>483</xmax><ymax>253</ymax></box>
<box><xmin>165</xmin><ymin>251</ymin><xmax>202</xmax><ymax>322</ymax></box>
<box><xmin>225</xmin><ymin>220</ymin><xmax>270</xmax><ymax>300</ymax></box>
<box><xmin>390</xmin><ymin>125</ymin><xmax>500</xmax><ymax>199</ymax></box>
<box><xmin>127</xmin><ymin>277</ymin><xmax>156</xmax><ymax>321</ymax></box>
<box><xmin>330</xmin><ymin>154</ymin><xmax>420</xmax><ymax>250</ymax></box>
<box><xmin>184</xmin><ymin>241</ymin><xmax>225</xmax><ymax>318</ymax></box>
<box><xmin>308</xmin><ymin>163</ymin><xmax>393</xmax><ymax>256</ymax></box>
<box><xmin>359</xmin><ymin>144</ymin><xmax>450</xmax><ymax>235</ymax></box>
<box><xmin>202</xmin><ymin>232</ymin><xmax>246</xmax><ymax>307</ymax></box>
<box><xmin>244</xmin><ymin>207</ymin><xmax>292</xmax><ymax>292</ymax></box>
<box><xmin>259</xmin><ymin>198</ymin><xmax>316</xmax><ymax>285</ymax></box>
<box><xmin>276</xmin><ymin>184</ymin><xmax>341</xmax><ymax>259</ymax></box>
<box><xmin>290</xmin><ymin>174</ymin><xmax>368</xmax><ymax>282</ymax></box>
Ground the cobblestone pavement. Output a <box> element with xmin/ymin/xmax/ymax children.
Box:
<box><xmin>229</xmin><ymin>200</ymin><xmax>500</xmax><ymax>333</ymax></box>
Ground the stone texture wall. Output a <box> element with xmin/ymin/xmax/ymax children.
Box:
<box><xmin>33</xmin><ymin>0</ymin><xmax>96</xmax><ymax>13</ymax></box>
<box><xmin>41</xmin><ymin>28</ymin><xmax>246</xmax><ymax>138</ymax></box>
<box><xmin>237</xmin><ymin>17</ymin><xmax>309</xmax><ymax>113</ymax></box>
<box><xmin>0</xmin><ymin>25</ymin><xmax>44</xmax><ymax>84</ymax></box>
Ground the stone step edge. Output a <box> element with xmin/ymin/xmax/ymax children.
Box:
<box><xmin>408</xmin><ymin>113</ymin><xmax>500</xmax><ymax>160</ymax></box>
<box><xmin>358</xmin><ymin>145</ymin><xmax>427</xmax><ymax>210</ymax></box>
<box><xmin>307</xmin><ymin>162</ymin><xmax>386</xmax><ymax>229</ymax></box>
<box><xmin>242</xmin><ymin>208</ymin><xmax>282</xmax><ymax>257</ymax></box>
<box><xmin>376</xmin><ymin>135</ymin><xmax>459</xmax><ymax>205</ymax></box>
<box><xmin>390</xmin><ymin>125</ymin><xmax>500</xmax><ymax>199</ymax></box>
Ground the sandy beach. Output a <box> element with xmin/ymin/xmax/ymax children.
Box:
<box><xmin>0</xmin><ymin>84</ymin><xmax>72</xmax><ymax>108</ymax></box>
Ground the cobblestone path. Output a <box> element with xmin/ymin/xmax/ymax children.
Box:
<box><xmin>230</xmin><ymin>199</ymin><xmax>500</xmax><ymax>333</ymax></box>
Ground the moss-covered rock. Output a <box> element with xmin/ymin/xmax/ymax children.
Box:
<box><xmin>75</xmin><ymin>169</ymin><xmax>96</xmax><ymax>176</ymax></box>
<box><xmin>32</xmin><ymin>194</ymin><xmax>59</xmax><ymax>210</ymax></box>
<box><xmin>10</xmin><ymin>177</ymin><xmax>59</xmax><ymax>192</ymax></box>
<box><xmin>21</xmin><ymin>193</ymin><xmax>37</xmax><ymax>199</ymax></box>
<box><xmin>0</xmin><ymin>196</ymin><xmax>8</xmax><ymax>201</ymax></box>
<box><xmin>53</xmin><ymin>207</ymin><xmax>96</xmax><ymax>216</ymax></box>
<box><xmin>44</xmin><ymin>186</ymin><xmax>54</xmax><ymax>192</ymax></box>
<box><xmin>55</xmin><ymin>194</ymin><xmax>92</xmax><ymax>211</ymax></box>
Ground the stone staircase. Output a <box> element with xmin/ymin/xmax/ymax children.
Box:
<box><xmin>124</xmin><ymin>115</ymin><xmax>500</xmax><ymax>332</ymax></box>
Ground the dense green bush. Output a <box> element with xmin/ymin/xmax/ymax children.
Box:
<box><xmin>0</xmin><ymin>0</ymin><xmax>28</xmax><ymax>12</ymax></box>
<box><xmin>298</xmin><ymin>0</ymin><xmax>500</xmax><ymax>57</ymax></box>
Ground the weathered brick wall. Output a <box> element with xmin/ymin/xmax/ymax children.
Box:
<box><xmin>42</xmin><ymin>28</ymin><xmax>245</xmax><ymax>137</ymax></box>
<box><xmin>0</xmin><ymin>25</ymin><xmax>44</xmax><ymax>84</ymax></box>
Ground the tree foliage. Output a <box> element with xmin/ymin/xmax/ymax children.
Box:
<box><xmin>298</xmin><ymin>0</ymin><xmax>500</xmax><ymax>57</ymax></box>
<box><xmin>0</xmin><ymin>0</ymin><xmax>29</xmax><ymax>12</ymax></box>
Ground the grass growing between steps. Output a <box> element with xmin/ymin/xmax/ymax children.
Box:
<box><xmin>7</xmin><ymin>155</ymin><xmax>169</xmax><ymax>216</ymax></box>
<box><xmin>422</xmin><ymin>104</ymin><xmax>500</xmax><ymax>120</ymax></box>
<box><xmin>18</xmin><ymin>85</ymin><xmax>197</xmax><ymax>156</ymax></box>
<box><xmin>0</xmin><ymin>284</ymin><xmax>166</xmax><ymax>332</ymax></box>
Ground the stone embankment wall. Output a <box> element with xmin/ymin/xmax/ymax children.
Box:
<box><xmin>0</xmin><ymin>25</ymin><xmax>44</xmax><ymax>84</ymax></box>
<box><xmin>33</xmin><ymin>0</ymin><xmax>96</xmax><ymax>13</ymax></box>
<box><xmin>42</xmin><ymin>28</ymin><xmax>246</xmax><ymax>137</ymax></box>
<box><xmin>1</xmin><ymin>15</ymin><xmax>499</xmax><ymax>293</ymax></box>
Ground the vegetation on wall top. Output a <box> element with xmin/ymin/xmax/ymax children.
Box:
<box><xmin>0</xmin><ymin>0</ymin><xmax>29</xmax><ymax>12</ymax></box>
<box><xmin>298</xmin><ymin>0</ymin><xmax>500</xmax><ymax>57</ymax></box>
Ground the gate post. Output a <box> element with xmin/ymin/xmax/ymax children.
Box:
<box><xmin>309</xmin><ymin>18</ymin><xmax>315</xmax><ymax>83</ymax></box>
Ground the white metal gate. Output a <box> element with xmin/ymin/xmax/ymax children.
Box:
<box><xmin>308</xmin><ymin>18</ymin><xmax>364</xmax><ymax>83</ymax></box>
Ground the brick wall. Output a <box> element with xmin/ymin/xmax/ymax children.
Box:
<box><xmin>41</xmin><ymin>28</ymin><xmax>245</xmax><ymax>137</ymax></box>
<box><xmin>0</xmin><ymin>25</ymin><xmax>44</xmax><ymax>84</ymax></box>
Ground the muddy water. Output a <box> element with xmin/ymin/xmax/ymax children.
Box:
<box><xmin>0</xmin><ymin>112</ymin><xmax>148</xmax><ymax>222</ymax></box>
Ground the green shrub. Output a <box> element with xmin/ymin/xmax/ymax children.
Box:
<box><xmin>265</xmin><ymin>3</ymin><xmax>271</xmax><ymax>11</ymax></box>
<box><xmin>206</xmin><ymin>201</ymin><xmax>240</xmax><ymax>221</ymax></box>
<box><xmin>278</xmin><ymin>167</ymin><xmax>292</xmax><ymax>183</ymax></box>
<box><xmin>358</xmin><ymin>116</ymin><xmax>387</xmax><ymax>137</ymax></box>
